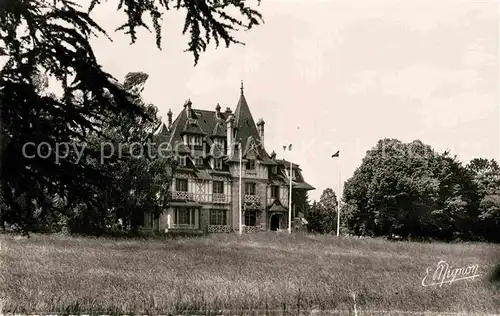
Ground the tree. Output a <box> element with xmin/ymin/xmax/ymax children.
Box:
<box><xmin>66</xmin><ymin>72</ymin><xmax>177</xmax><ymax>234</ymax></box>
<box><xmin>467</xmin><ymin>158</ymin><xmax>500</xmax><ymax>242</ymax></box>
<box><xmin>342</xmin><ymin>139</ymin><xmax>479</xmax><ymax>241</ymax></box>
<box><xmin>306</xmin><ymin>188</ymin><xmax>338</xmax><ymax>234</ymax></box>
<box><xmin>0</xmin><ymin>0</ymin><xmax>263</xmax><ymax>235</ymax></box>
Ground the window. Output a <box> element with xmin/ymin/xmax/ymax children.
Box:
<box><xmin>178</xmin><ymin>156</ymin><xmax>187</xmax><ymax>167</ymax></box>
<box><xmin>245</xmin><ymin>183</ymin><xmax>256</xmax><ymax>195</ymax></box>
<box><xmin>271</xmin><ymin>185</ymin><xmax>280</xmax><ymax>199</ymax></box>
<box><xmin>246</xmin><ymin>159</ymin><xmax>255</xmax><ymax>170</ymax></box>
<box><xmin>244</xmin><ymin>211</ymin><xmax>256</xmax><ymax>226</ymax></box>
<box><xmin>195</xmin><ymin>157</ymin><xmax>203</xmax><ymax>166</ymax></box>
<box><xmin>174</xmin><ymin>208</ymin><xmax>196</xmax><ymax>225</ymax></box>
<box><xmin>271</xmin><ymin>166</ymin><xmax>277</xmax><ymax>174</ymax></box>
<box><xmin>176</xmin><ymin>179</ymin><xmax>188</xmax><ymax>192</ymax></box>
<box><xmin>214</xmin><ymin>158</ymin><xmax>223</xmax><ymax>170</ymax></box>
<box><xmin>189</xmin><ymin>135</ymin><xmax>203</xmax><ymax>146</ymax></box>
<box><xmin>210</xmin><ymin>210</ymin><xmax>227</xmax><ymax>225</ymax></box>
<box><xmin>213</xmin><ymin>181</ymin><xmax>224</xmax><ymax>194</ymax></box>
<box><xmin>214</xmin><ymin>138</ymin><xmax>224</xmax><ymax>147</ymax></box>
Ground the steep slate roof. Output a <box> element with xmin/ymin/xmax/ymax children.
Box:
<box><xmin>166</xmin><ymin>88</ymin><xmax>276</xmax><ymax>165</ymax></box>
<box><xmin>274</xmin><ymin>159</ymin><xmax>315</xmax><ymax>191</ymax></box>
<box><xmin>163</xmin><ymin>84</ymin><xmax>312</xmax><ymax>190</ymax></box>
<box><xmin>212</xmin><ymin>122</ymin><xmax>226</xmax><ymax>137</ymax></box>
<box><xmin>268</xmin><ymin>199</ymin><xmax>288</xmax><ymax>212</ymax></box>
<box><xmin>232</xmin><ymin>89</ymin><xmax>274</xmax><ymax>164</ymax></box>
<box><xmin>158</xmin><ymin>123</ymin><xmax>169</xmax><ymax>136</ymax></box>
<box><xmin>181</xmin><ymin>118</ymin><xmax>206</xmax><ymax>135</ymax></box>
<box><xmin>153</xmin><ymin>123</ymin><xmax>171</xmax><ymax>147</ymax></box>
<box><xmin>276</xmin><ymin>159</ymin><xmax>302</xmax><ymax>171</ymax></box>
<box><xmin>168</xmin><ymin>108</ymin><xmax>229</xmax><ymax>146</ymax></box>
<box><xmin>293</xmin><ymin>181</ymin><xmax>315</xmax><ymax>190</ymax></box>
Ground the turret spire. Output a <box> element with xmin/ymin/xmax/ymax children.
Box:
<box><xmin>240</xmin><ymin>80</ymin><xmax>244</xmax><ymax>95</ymax></box>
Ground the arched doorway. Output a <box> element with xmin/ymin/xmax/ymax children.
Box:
<box><xmin>270</xmin><ymin>214</ymin><xmax>280</xmax><ymax>231</ymax></box>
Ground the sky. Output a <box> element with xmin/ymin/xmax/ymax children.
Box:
<box><xmin>69</xmin><ymin>0</ymin><xmax>499</xmax><ymax>201</ymax></box>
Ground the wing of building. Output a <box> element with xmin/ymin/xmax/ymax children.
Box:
<box><xmin>144</xmin><ymin>83</ymin><xmax>315</xmax><ymax>234</ymax></box>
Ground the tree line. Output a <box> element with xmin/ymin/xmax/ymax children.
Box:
<box><xmin>305</xmin><ymin>139</ymin><xmax>500</xmax><ymax>243</ymax></box>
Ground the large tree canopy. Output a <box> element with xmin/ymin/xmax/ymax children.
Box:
<box><xmin>0</xmin><ymin>0</ymin><xmax>263</xmax><ymax>234</ymax></box>
<box><xmin>342</xmin><ymin>139</ymin><xmax>483</xmax><ymax>241</ymax></box>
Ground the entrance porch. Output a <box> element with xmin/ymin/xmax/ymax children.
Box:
<box><xmin>267</xmin><ymin>200</ymin><xmax>289</xmax><ymax>232</ymax></box>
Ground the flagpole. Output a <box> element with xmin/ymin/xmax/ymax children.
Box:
<box><xmin>283</xmin><ymin>144</ymin><xmax>293</xmax><ymax>234</ymax></box>
<box><xmin>289</xmin><ymin>157</ymin><xmax>292</xmax><ymax>234</ymax></box>
<box><xmin>331</xmin><ymin>150</ymin><xmax>340</xmax><ymax>236</ymax></box>
<box><xmin>337</xmin><ymin>156</ymin><xmax>341</xmax><ymax>237</ymax></box>
<box><xmin>239</xmin><ymin>141</ymin><xmax>242</xmax><ymax>236</ymax></box>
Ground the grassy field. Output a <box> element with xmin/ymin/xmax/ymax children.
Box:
<box><xmin>0</xmin><ymin>232</ymin><xmax>499</xmax><ymax>315</ymax></box>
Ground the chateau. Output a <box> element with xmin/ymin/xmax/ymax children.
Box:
<box><xmin>144</xmin><ymin>83</ymin><xmax>315</xmax><ymax>233</ymax></box>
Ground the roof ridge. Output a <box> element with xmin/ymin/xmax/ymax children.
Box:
<box><xmin>193</xmin><ymin>108</ymin><xmax>217</xmax><ymax>113</ymax></box>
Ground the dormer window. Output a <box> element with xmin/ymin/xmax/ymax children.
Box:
<box><xmin>214</xmin><ymin>158</ymin><xmax>223</xmax><ymax>170</ymax></box>
<box><xmin>271</xmin><ymin>185</ymin><xmax>280</xmax><ymax>199</ymax></box>
<box><xmin>246</xmin><ymin>159</ymin><xmax>255</xmax><ymax>170</ymax></box>
<box><xmin>195</xmin><ymin>157</ymin><xmax>203</xmax><ymax>166</ymax></box>
<box><xmin>213</xmin><ymin>138</ymin><xmax>224</xmax><ymax>147</ymax></box>
<box><xmin>189</xmin><ymin>135</ymin><xmax>203</xmax><ymax>146</ymax></box>
<box><xmin>178</xmin><ymin>156</ymin><xmax>187</xmax><ymax>167</ymax></box>
<box><xmin>245</xmin><ymin>183</ymin><xmax>256</xmax><ymax>195</ymax></box>
<box><xmin>176</xmin><ymin>179</ymin><xmax>188</xmax><ymax>192</ymax></box>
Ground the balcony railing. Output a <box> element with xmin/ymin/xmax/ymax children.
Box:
<box><xmin>208</xmin><ymin>225</ymin><xmax>232</xmax><ymax>233</ymax></box>
<box><xmin>172</xmin><ymin>191</ymin><xmax>194</xmax><ymax>200</ymax></box>
<box><xmin>212</xmin><ymin>193</ymin><xmax>227</xmax><ymax>204</ymax></box>
<box><xmin>244</xmin><ymin>194</ymin><xmax>260</xmax><ymax>204</ymax></box>
<box><xmin>172</xmin><ymin>191</ymin><xmax>230</xmax><ymax>203</ymax></box>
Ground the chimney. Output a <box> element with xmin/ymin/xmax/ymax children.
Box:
<box><xmin>167</xmin><ymin>108</ymin><xmax>173</xmax><ymax>130</ymax></box>
<box><xmin>256</xmin><ymin>118</ymin><xmax>265</xmax><ymax>148</ymax></box>
<box><xmin>270</xmin><ymin>150</ymin><xmax>276</xmax><ymax>160</ymax></box>
<box><xmin>215</xmin><ymin>103</ymin><xmax>221</xmax><ymax>119</ymax></box>
<box><xmin>184</xmin><ymin>99</ymin><xmax>192</xmax><ymax>118</ymax></box>
<box><xmin>226</xmin><ymin>114</ymin><xmax>235</xmax><ymax>157</ymax></box>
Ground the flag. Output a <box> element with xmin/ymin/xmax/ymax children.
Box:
<box><xmin>288</xmin><ymin>144</ymin><xmax>292</xmax><ymax>151</ymax></box>
<box><xmin>332</xmin><ymin>150</ymin><xmax>340</xmax><ymax>158</ymax></box>
<box><xmin>283</xmin><ymin>145</ymin><xmax>286</xmax><ymax>151</ymax></box>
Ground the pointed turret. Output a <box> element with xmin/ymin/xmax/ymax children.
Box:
<box><xmin>233</xmin><ymin>80</ymin><xmax>260</xmax><ymax>155</ymax></box>
<box><xmin>158</xmin><ymin>123</ymin><xmax>169</xmax><ymax>135</ymax></box>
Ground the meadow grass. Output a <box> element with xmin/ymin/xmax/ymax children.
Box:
<box><xmin>0</xmin><ymin>232</ymin><xmax>499</xmax><ymax>315</ymax></box>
